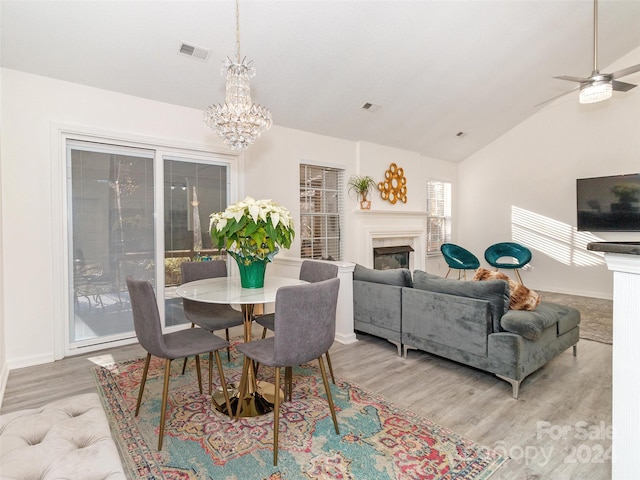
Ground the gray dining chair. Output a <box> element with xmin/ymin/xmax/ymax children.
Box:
<box><xmin>235</xmin><ymin>277</ymin><xmax>341</xmax><ymax>466</ymax></box>
<box><xmin>181</xmin><ymin>260</ymin><xmax>244</xmax><ymax>368</ymax></box>
<box><xmin>126</xmin><ymin>276</ymin><xmax>232</xmax><ymax>450</ymax></box>
<box><xmin>254</xmin><ymin>260</ymin><xmax>339</xmax><ymax>383</ymax></box>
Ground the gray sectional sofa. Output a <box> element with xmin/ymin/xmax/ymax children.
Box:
<box><xmin>353</xmin><ymin>264</ymin><xmax>580</xmax><ymax>398</ymax></box>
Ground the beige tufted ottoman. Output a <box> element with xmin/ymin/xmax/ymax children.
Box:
<box><xmin>0</xmin><ymin>392</ymin><xmax>126</xmax><ymax>479</ymax></box>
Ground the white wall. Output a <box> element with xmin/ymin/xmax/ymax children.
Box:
<box><xmin>0</xmin><ymin>61</ymin><xmax>7</xmax><ymax>407</ymax></box>
<box><xmin>459</xmin><ymin>46</ymin><xmax>640</xmax><ymax>299</ymax></box>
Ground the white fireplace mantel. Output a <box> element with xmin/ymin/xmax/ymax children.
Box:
<box><xmin>353</xmin><ymin>210</ymin><xmax>427</xmax><ymax>271</ymax></box>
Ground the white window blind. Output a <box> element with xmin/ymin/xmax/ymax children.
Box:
<box><xmin>426</xmin><ymin>180</ymin><xmax>452</xmax><ymax>255</ymax></box>
<box><xmin>299</xmin><ymin>164</ymin><xmax>344</xmax><ymax>261</ymax></box>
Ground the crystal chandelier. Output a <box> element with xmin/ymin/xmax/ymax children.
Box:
<box><xmin>579</xmin><ymin>80</ymin><xmax>613</xmax><ymax>104</ymax></box>
<box><xmin>203</xmin><ymin>0</ymin><xmax>272</xmax><ymax>150</ymax></box>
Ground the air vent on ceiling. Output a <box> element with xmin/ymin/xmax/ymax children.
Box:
<box><xmin>178</xmin><ymin>42</ymin><xmax>210</xmax><ymax>61</ymax></box>
<box><xmin>361</xmin><ymin>102</ymin><xmax>381</xmax><ymax>112</ymax></box>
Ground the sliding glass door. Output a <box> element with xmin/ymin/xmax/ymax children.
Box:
<box><xmin>163</xmin><ymin>157</ymin><xmax>228</xmax><ymax>327</ymax></box>
<box><xmin>67</xmin><ymin>140</ymin><xmax>229</xmax><ymax>351</ymax></box>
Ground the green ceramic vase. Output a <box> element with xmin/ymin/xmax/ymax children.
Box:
<box><xmin>233</xmin><ymin>254</ymin><xmax>268</xmax><ymax>289</ymax></box>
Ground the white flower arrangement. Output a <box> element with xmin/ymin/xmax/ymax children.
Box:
<box><xmin>209</xmin><ymin>197</ymin><xmax>295</xmax><ymax>263</ymax></box>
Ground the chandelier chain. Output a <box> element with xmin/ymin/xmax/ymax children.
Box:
<box><xmin>235</xmin><ymin>0</ymin><xmax>241</xmax><ymax>62</ymax></box>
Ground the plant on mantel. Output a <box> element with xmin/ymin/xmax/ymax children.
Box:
<box><xmin>347</xmin><ymin>175</ymin><xmax>377</xmax><ymax>210</ymax></box>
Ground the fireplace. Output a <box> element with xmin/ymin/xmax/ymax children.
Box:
<box><xmin>373</xmin><ymin>245</ymin><xmax>414</xmax><ymax>270</ymax></box>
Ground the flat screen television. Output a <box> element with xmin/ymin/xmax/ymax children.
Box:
<box><xmin>577</xmin><ymin>173</ymin><xmax>640</xmax><ymax>232</ymax></box>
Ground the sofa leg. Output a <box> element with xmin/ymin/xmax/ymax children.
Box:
<box><xmin>496</xmin><ymin>374</ymin><xmax>521</xmax><ymax>399</ymax></box>
<box><xmin>573</xmin><ymin>344</ymin><xmax>577</xmax><ymax>356</ymax></box>
<box><xmin>388</xmin><ymin>340</ymin><xmax>402</xmax><ymax>357</ymax></box>
<box><xmin>403</xmin><ymin>344</ymin><xmax>417</xmax><ymax>359</ymax></box>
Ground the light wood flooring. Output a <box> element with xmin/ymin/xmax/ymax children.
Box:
<box><xmin>1</xmin><ymin>325</ymin><xmax>612</xmax><ymax>480</ymax></box>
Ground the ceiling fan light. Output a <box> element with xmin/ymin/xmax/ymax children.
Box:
<box><xmin>579</xmin><ymin>80</ymin><xmax>613</xmax><ymax>104</ymax></box>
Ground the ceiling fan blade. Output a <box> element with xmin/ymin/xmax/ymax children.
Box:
<box><xmin>610</xmin><ymin>64</ymin><xmax>640</xmax><ymax>80</ymax></box>
<box><xmin>612</xmin><ymin>80</ymin><xmax>637</xmax><ymax>92</ymax></box>
<box><xmin>534</xmin><ymin>85</ymin><xmax>580</xmax><ymax>108</ymax></box>
<box><xmin>553</xmin><ymin>75</ymin><xmax>591</xmax><ymax>84</ymax></box>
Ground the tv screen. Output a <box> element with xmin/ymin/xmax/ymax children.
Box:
<box><xmin>577</xmin><ymin>173</ymin><xmax>640</xmax><ymax>232</ymax></box>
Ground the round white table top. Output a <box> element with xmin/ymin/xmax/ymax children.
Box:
<box><xmin>175</xmin><ymin>276</ymin><xmax>307</xmax><ymax>305</ymax></box>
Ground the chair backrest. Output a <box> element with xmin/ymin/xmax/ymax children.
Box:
<box><xmin>299</xmin><ymin>260</ymin><xmax>338</xmax><ymax>283</ymax></box>
<box><xmin>440</xmin><ymin>243</ymin><xmax>480</xmax><ymax>269</ymax></box>
<box><xmin>485</xmin><ymin>242</ymin><xmax>532</xmax><ymax>266</ymax></box>
<box><xmin>181</xmin><ymin>260</ymin><xmax>227</xmax><ymax>283</ymax></box>
<box><xmin>180</xmin><ymin>260</ymin><xmax>231</xmax><ymax>317</ymax></box>
<box><xmin>273</xmin><ymin>278</ymin><xmax>340</xmax><ymax>366</ymax></box>
<box><xmin>126</xmin><ymin>276</ymin><xmax>167</xmax><ymax>358</ymax></box>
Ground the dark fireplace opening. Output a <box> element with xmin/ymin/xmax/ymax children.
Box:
<box><xmin>373</xmin><ymin>245</ymin><xmax>414</xmax><ymax>270</ymax></box>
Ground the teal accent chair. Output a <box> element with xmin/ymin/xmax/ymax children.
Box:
<box><xmin>484</xmin><ymin>242</ymin><xmax>532</xmax><ymax>284</ymax></box>
<box><xmin>440</xmin><ymin>243</ymin><xmax>480</xmax><ymax>280</ymax></box>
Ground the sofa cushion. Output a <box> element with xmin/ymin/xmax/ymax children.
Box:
<box><xmin>500</xmin><ymin>301</ymin><xmax>579</xmax><ymax>341</ymax></box>
<box><xmin>353</xmin><ymin>264</ymin><xmax>413</xmax><ymax>287</ymax></box>
<box><xmin>472</xmin><ymin>267</ymin><xmax>540</xmax><ymax>311</ymax></box>
<box><xmin>412</xmin><ymin>270</ymin><xmax>509</xmax><ymax>332</ymax></box>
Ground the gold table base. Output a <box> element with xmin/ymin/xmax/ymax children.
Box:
<box><xmin>212</xmin><ymin>381</ymin><xmax>284</xmax><ymax>417</ymax></box>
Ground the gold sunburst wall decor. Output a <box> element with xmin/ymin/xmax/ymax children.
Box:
<box><xmin>378</xmin><ymin>163</ymin><xmax>407</xmax><ymax>204</ymax></box>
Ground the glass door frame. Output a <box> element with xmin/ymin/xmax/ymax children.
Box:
<box><xmin>54</xmin><ymin>128</ymin><xmax>239</xmax><ymax>359</ymax></box>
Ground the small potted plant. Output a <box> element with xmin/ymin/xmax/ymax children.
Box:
<box><xmin>347</xmin><ymin>175</ymin><xmax>377</xmax><ymax>209</ymax></box>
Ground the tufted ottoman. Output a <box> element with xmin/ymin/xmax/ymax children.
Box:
<box><xmin>0</xmin><ymin>392</ymin><xmax>126</xmax><ymax>479</ymax></box>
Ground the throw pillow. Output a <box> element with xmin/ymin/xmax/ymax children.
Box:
<box><xmin>472</xmin><ymin>267</ymin><xmax>540</xmax><ymax>311</ymax></box>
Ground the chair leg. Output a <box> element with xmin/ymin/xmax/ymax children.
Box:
<box><xmin>181</xmin><ymin>323</ymin><xmax>197</xmax><ymax>375</ymax></box>
<box><xmin>318</xmin><ymin>356</ymin><xmax>339</xmax><ymax>435</ymax></box>
<box><xmin>514</xmin><ymin>269</ymin><xmax>524</xmax><ymax>284</ymax></box>
<box><xmin>284</xmin><ymin>366</ymin><xmax>292</xmax><ymax>401</ymax></box>
<box><xmin>261</xmin><ymin>327</ymin><xmax>268</xmax><ymax>339</ymax></box>
<box><xmin>158</xmin><ymin>358</ymin><xmax>172</xmax><ymax>450</ymax></box>
<box><xmin>213</xmin><ymin>350</ymin><xmax>233</xmax><ymax>417</ymax></box>
<box><xmin>225</xmin><ymin>328</ymin><xmax>231</xmax><ymax>361</ymax></box>
<box><xmin>235</xmin><ymin>357</ymin><xmax>251</xmax><ymax>419</ymax></box>
<box><xmin>273</xmin><ymin>366</ymin><xmax>281</xmax><ymax>466</ymax></box>
<box><xmin>325</xmin><ymin>351</ymin><xmax>336</xmax><ymax>384</ymax></box>
<box><xmin>208</xmin><ymin>352</ymin><xmax>213</xmax><ymax>396</ymax></box>
<box><xmin>135</xmin><ymin>353</ymin><xmax>151</xmax><ymax>416</ymax></box>
<box><xmin>445</xmin><ymin>268</ymin><xmax>452</xmax><ymax>278</ymax></box>
<box><xmin>195</xmin><ymin>355</ymin><xmax>203</xmax><ymax>394</ymax></box>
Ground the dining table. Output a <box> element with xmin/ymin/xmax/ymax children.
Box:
<box><xmin>175</xmin><ymin>275</ymin><xmax>307</xmax><ymax>417</ymax></box>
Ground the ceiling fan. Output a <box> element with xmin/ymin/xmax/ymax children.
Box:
<box><xmin>537</xmin><ymin>0</ymin><xmax>640</xmax><ymax>107</ymax></box>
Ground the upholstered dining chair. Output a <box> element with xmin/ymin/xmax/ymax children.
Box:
<box><xmin>126</xmin><ymin>276</ymin><xmax>232</xmax><ymax>450</ymax></box>
<box><xmin>440</xmin><ymin>243</ymin><xmax>481</xmax><ymax>280</ymax></box>
<box><xmin>235</xmin><ymin>277</ymin><xmax>341</xmax><ymax>466</ymax></box>
<box><xmin>181</xmin><ymin>260</ymin><xmax>244</xmax><ymax>368</ymax></box>
<box><xmin>254</xmin><ymin>260</ymin><xmax>339</xmax><ymax>383</ymax></box>
<box><xmin>484</xmin><ymin>242</ymin><xmax>532</xmax><ymax>284</ymax></box>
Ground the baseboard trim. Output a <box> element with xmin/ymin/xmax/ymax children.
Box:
<box><xmin>0</xmin><ymin>361</ymin><xmax>9</xmax><ymax>410</ymax></box>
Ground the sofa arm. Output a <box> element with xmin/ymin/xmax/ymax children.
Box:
<box><xmin>353</xmin><ymin>280</ymin><xmax>403</xmax><ymax>342</ymax></box>
<box><xmin>500</xmin><ymin>302</ymin><xmax>573</xmax><ymax>341</ymax></box>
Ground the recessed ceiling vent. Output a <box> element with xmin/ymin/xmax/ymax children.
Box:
<box><xmin>178</xmin><ymin>42</ymin><xmax>210</xmax><ymax>61</ymax></box>
<box><xmin>361</xmin><ymin>102</ymin><xmax>381</xmax><ymax>112</ymax></box>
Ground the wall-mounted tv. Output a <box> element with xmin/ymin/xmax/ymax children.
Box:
<box><xmin>577</xmin><ymin>173</ymin><xmax>640</xmax><ymax>232</ymax></box>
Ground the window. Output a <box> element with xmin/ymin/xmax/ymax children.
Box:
<box><xmin>426</xmin><ymin>180</ymin><xmax>452</xmax><ymax>255</ymax></box>
<box><xmin>299</xmin><ymin>164</ymin><xmax>344</xmax><ymax>260</ymax></box>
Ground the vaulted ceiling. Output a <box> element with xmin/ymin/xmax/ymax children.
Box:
<box><xmin>2</xmin><ymin>0</ymin><xmax>640</xmax><ymax>161</ymax></box>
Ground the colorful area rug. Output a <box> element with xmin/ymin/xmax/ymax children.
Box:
<box><xmin>93</xmin><ymin>350</ymin><xmax>507</xmax><ymax>479</ymax></box>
